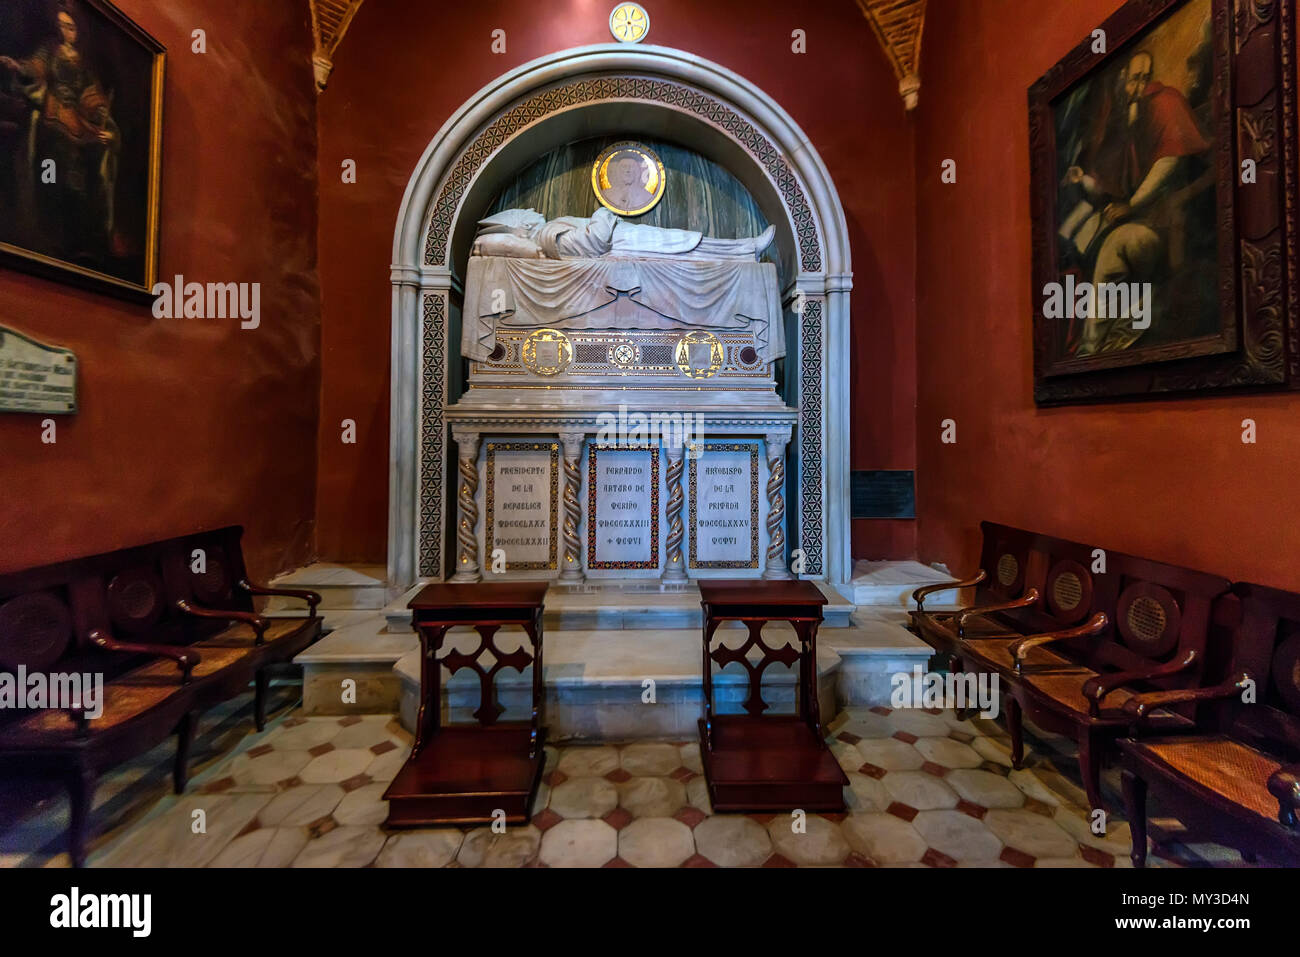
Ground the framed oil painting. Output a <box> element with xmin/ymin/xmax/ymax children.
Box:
<box><xmin>0</xmin><ymin>0</ymin><xmax>164</xmax><ymax>301</ymax></box>
<box><xmin>1030</xmin><ymin>0</ymin><xmax>1297</xmax><ymax>404</ymax></box>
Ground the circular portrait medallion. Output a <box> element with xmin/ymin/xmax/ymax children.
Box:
<box><xmin>592</xmin><ymin>142</ymin><xmax>666</xmax><ymax>217</ymax></box>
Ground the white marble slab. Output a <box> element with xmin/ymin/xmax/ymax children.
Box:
<box><xmin>688</xmin><ymin>441</ymin><xmax>759</xmax><ymax>569</ymax></box>
<box><xmin>486</xmin><ymin>441</ymin><xmax>557</xmax><ymax>569</ymax></box>
<box><xmin>588</xmin><ymin>446</ymin><xmax>658</xmax><ymax>569</ymax></box>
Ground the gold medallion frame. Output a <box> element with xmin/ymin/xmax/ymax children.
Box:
<box><xmin>591</xmin><ymin>141</ymin><xmax>666</xmax><ymax>217</ymax></box>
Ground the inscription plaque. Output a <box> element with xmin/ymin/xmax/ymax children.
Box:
<box><xmin>0</xmin><ymin>325</ymin><xmax>77</xmax><ymax>414</ymax></box>
<box><xmin>485</xmin><ymin>441</ymin><xmax>559</xmax><ymax>570</ymax></box>
<box><xmin>688</xmin><ymin>441</ymin><xmax>759</xmax><ymax>569</ymax></box>
<box><xmin>587</xmin><ymin>445</ymin><xmax>659</xmax><ymax>569</ymax></box>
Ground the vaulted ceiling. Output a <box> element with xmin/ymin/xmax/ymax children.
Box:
<box><xmin>307</xmin><ymin>0</ymin><xmax>927</xmax><ymax>108</ymax></box>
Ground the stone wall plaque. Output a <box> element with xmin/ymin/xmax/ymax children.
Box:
<box><xmin>485</xmin><ymin>441</ymin><xmax>559</xmax><ymax>570</ymax></box>
<box><xmin>0</xmin><ymin>325</ymin><xmax>77</xmax><ymax>414</ymax></box>
<box><xmin>587</xmin><ymin>445</ymin><xmax>659</xmax><ymax>569</ymax></box>
<box><xmin>689</xmin><ymin>441</ymin><xmax>759</xmax><ymax>569</ymax></box>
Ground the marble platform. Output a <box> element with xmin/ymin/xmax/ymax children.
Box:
<box><xmin>288</xmin><ymin>563</ymin><xmax>934</xmax><ymax>738</ymax></box>
<box><xmin>267</xmin><ymin>563</ymin><xmax>388</xmax><ymax>611</ymax></box>
<box><xmin>383</xmin><ymin>578</ymin><xmax>856</xmax><ymax>631</ymax></box>
<box><xmin>841</xmin><ymin>559</ymin><xmax>964</xmax><ymax>608</ymax></box>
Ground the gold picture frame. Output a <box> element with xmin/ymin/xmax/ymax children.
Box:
<box><xmin>591</xmin><ymin>141</ymin><xmax>665</xmax><ymax>217</ymax></box>
<box><xmin>0</xmin><ymin>0</ymin><xmax>165</xmax><ymax>302</ymax></box>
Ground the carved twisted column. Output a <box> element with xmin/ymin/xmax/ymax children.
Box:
<box><xmin>451</xmin><ymin>431</ymin><xmax>482</xmax><ymax>582</ymax></box>
<box><xmin>661</xmin><ymin>441</ymin><xmax>687</xmax><ymax>583</ymax></box>
<box><xmin>558</xmin><ymin>432</ymin><xmax>585</xmax><ymax>584</ymax></box>
<box><xmin>762</xmin><ymin>432</ymin><xmax>792</xmax><ymax>580</ymax></box>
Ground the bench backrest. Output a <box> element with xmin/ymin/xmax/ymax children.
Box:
<box><xmin>975</xmin><ymin>522</ymin><xmax>1232</xmax><ymax>692</ymax></box>
<box><xmin>0</xmin><ymin>526</ymin><xmax>253</xmax><ymax>683</ymax></box>
<box><xmin>1214</xmin><ymin>583</ymin><xmax>1300</xmax><ymax>762</ymax></box>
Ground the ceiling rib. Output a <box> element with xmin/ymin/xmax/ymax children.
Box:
<box><xmin>310</xmin><ymin>0</ymin><xmax>366</xmax><ymax>91</ymax></box>
<box><xmin>854</xmin><ymin>0</ymin><xmax>927</xmax><ymax>110</ymax></box>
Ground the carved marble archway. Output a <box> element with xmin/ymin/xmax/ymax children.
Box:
<box><xmin>388</xmin><ymin>43</ymin><xmax>853</xmax><ymax>592</ymax></box>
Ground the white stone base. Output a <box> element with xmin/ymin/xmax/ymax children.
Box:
<box><xmin>267</xmin><ymin>563</ymin><xmax>388</xmax><ymax>611</ymax></box>
<box><xmin>840</xmin><ymin>559</ymin><xmax>963</xmax><ymax>608</ymax></box>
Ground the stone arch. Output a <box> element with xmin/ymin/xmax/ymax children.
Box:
<box><xmin>389</xmin><ymin>43</ymin><xmax>853</xmax><ymax>589</ymax></box>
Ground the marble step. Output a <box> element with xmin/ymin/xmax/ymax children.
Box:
<box><xmin>292</xmin><ymin>609</ymin><xmax>934</xmax><ymax>742</ymax></box>
<box><xmin>266</xmin><ymin>563</ymin><xmax>387</xmax><ymax>611</ymax></box>
<box><xmin>383</xmin><ymin>579</ymin><xmax>856</xmax><ymax>631</ymax></box>
<box><xmin>842</xmin><ymin>559</ymin><xmax>964</xmax><ymax>608</ymax></box>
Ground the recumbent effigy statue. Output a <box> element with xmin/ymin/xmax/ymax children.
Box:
<box><xmin>461</xmin><ymin>207</ymin><xmax>784</xmax><ymax>369</ymax></box>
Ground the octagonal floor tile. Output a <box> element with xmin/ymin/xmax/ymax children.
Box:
<box><xmin>913</xmin><ymin>736</ymin><xmax>984</xmax><ymax>769</ymax></box>
<box><xmin>944</xmin><ymin>769</ymin><xmax>1026</xmax><ymax>808</ymax></box>
<box><xmin>882</xmin><ymin>771</ymin><xmax>959</xmax><ymax>810</ymax></box>
<box><xmin>458</xmin><ymin>826</ymin><xmax>541</xmax><ymax>868</ymax></box>
<box><xmin>766</xmin><ymin>814</ymin><xmax>850</xmax><ymax>865</ymax></box>
<box><xmin>841</xmin><ymin>812</ymin><xmax>928</xmax><ymax>864</ymax></box>
<box><xmin>855</xmin><ymin>737</ymin><xmax>924</xmax><ymax>771</ymax></box>
<box><xmin>619</xmin><ymin>743</ymin><xmax>683</xmax><ymax>776</ymax></box>
<box><xmin>548</xmin><ymin>777</ymin><xmax>619</xmax><ymax>819</ymax></box>
<box><xmin>985</xmin><ymin>808</ymin><xmax>1079</xmax><ymax>859</ymax></box>
<box><xmin>616</xmin><ymin>776</ymin><xmax>687</xmax><ymax>818</ymax></box>
<box><xmin>912</xmin><ymin>809</ymin><xmax>1003</xmax><ymax>862</ymax></box>
<box><xmin>692</xmin><ymin>815</ymin><xmax>772</xmax><ymax>867</ymax></box>
<box><xmin>618</xmin><ymin>817</ymin><xmax>695</xmax><ymax>867</ymax></box>
<box><xmin>556</xmin><ymin>746</ymin><xmax>620</xmax><ymax>777</ymax></box>
<box><xmin>539</xmin><ymin>819</ymin><xmax>618</xmax><ymax>867</ymax></box>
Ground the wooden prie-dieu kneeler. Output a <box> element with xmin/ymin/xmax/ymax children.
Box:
<box><xmin>697</xmin><ymin>579</ymin><xmax>848</xmax><ymax>812</ymax></box>
<box><xmin>383</xmin><ymin>582</ymin><xmax>548</xmax><ymax>827</ymax></box>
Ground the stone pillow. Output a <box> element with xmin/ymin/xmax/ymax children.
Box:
<box><xmin>473</xmin><ymin>233</ymin><xmax>544</xmax><ymax>258</ymax></box>
<box><xmin>477</xmin><ymin>208</ymin><xmax>546</xmax><ymax>237</ymax></box>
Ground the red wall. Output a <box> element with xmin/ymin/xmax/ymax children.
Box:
<box><xmin>0</xmin><ymin>0</ymin><xmax>321</xmax><ymax>579</ymax></box>
<box><xmin>914</xmin><ymin>0</ymin><xmax>1300</xmax><ymax>590</ymax></box>
<box><xmin>314</xmin><ymin>0</ymin><xmax>919</xmax><ymax>563</ymax></box>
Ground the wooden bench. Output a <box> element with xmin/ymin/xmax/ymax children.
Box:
<box><xmin>1119</xmin><ymin>581</ymin><xmax>1300</xmax><ymax>866</ymax></box>
<box><xmin>0</xmin><ymin>526</ymin><xmax>321</xmax><ymax>866</ymax></box>
<box><xmin>911</xmin><ymin>522</ymin><xmax>1233</xmax><ymax>813</ymax></box>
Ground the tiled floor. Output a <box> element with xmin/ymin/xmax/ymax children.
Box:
<box><xmin>0</xmin><ymin>694</ymin><xmax>1249</xmax><ymax>868</ymax></box>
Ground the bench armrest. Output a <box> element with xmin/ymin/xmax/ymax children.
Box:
<box><xmin>1267</xmin><ymin>765</ymin><xmax>1300</xmax><ymax>827</ymax></box>
<box><xmin>1007</xmin><ymin>612</ymin><xmax>1109</xmax><ymax>671</ymax></box>
<box><xmin>1081</xmin><ymin>649</ymin><xmax>1199</xmax><ymax>716</ymax></box>
<box><xmin>238</xmin><ymin>578</ymin><xmax>321</xmax><ymax>616</ymax></box>
<box><xmin>175</xmin><ymin>599</ymin><xmax>268</xmax><ymax>645</ymax></box>
<box><xmin>88</xmin><ymin>628</ymin><xmax>200</xmax><ymax>684</ymax></box>
<box><xmin>912</xmin><ymin>571</ymin><xmax>986</xmax><ymax>613</ymax></box>
<box><xmin>956</xmin><ymin>588</ymin><xmax>1041</xmax><ymax>637</ymax></box>
<box><xmin>1121</xmin><ymin>672</ymin><xmax>1251</xmax><ymax>722</ymax></box>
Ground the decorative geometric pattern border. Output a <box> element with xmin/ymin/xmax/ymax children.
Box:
<box><xmin>586</xmin><ymin>445</ymin><xmax>660</xmax><ymax>569</ymax></box>
<box><xmin>688</xmin><ymin>441</ymin><xmax>760</xmax><ymax>570</ymax></box>
<box><xmin>484</xmin><ymin>440</ymin><xmax>560</xmax><ymax>570</ymax></box>
<box><xmin>799</xmin><ymin>299</ymin><xmax>825</xmax><ymax>576</ymax></box>
<box><xmin>423</xmin><ymin>75</ymin><xmax>823</xmax><ymax>273</ymax></box>
<box><xmin>418</xmin><ymin>294</ymin><xmax>447</xmax><ymax>578</ymax></box>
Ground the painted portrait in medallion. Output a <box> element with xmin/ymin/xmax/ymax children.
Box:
<box><xmin>591</xmin><ymin>141</ymin><xmax>665</xmax><ymax>217</ymax></box>
<box><xmin>0</xmin><ymin>0</ymin><xmax>164</xmax><ymax>301</ymax></box>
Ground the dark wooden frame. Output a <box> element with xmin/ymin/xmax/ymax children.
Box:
<box><xmin>1029</xmin><ymin>0</ymin><xmax>1299</xmax><ymax>404</ymax></box>
<box><xmin>0</xmin><ymin>526</ymin><xmax>321</xmax><ymax>867</ymax></box>
<box><xmin>1119</xmin><ymin>581</ymin><xmax>1300</xmax><ymax>866</ymax></box>
<box><xmin>911</xmin><ymin>521</ymin><xmax>1234</xmax><ymax>812</ymax></box>
<box><xmin>697</xmin><ymin>579</ymin><xmax>847</xmax><ymax>812</ymax></box>
<box><xmin>383</xmin><ymin>582</ymin><xmax>548</xmax><ymax>828</ymax></box>
<box><xmin>0</xmin><ymin>0</ymin><xmax>165</xmax><ymax>302</ymax></box>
